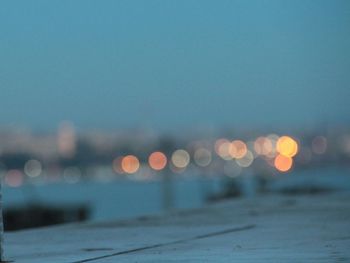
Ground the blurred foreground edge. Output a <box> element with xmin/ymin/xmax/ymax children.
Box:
<box><xmin>4</xmin><ymin>204</ymin><xmax>90</xmax><ymax>231</ymax></box>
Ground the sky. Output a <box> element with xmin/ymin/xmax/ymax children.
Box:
<box><xmin>1</xmin><ymin>0</ymin><xmax>349</xmax><ymax>132</ymax></box>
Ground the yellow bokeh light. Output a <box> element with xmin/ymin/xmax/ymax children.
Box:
<box><xmin>171</xmin><ymin>149</ymin><xmax>190</xmax><ymax>168</ymax></box>
<box><xmin>274</xmin><ymin>154</ymin><xmax>293</xmax><ymax>172</ymax></box>
<box><xmin>148</xmin><ymin>151</ymin><xmax>167</xmax><ymax>171</ymax></box>
<box><xmin>229</xmin><ymin>140</ymin><xmax>247</xmax><ymax>159</ymax></box>
<box><xmin>121</xmin><ymin>155</ymin><xmax>140</xmax><ymax>174</ymax></box>
<box><xmin>276</xmin><ymin>136</ymin><xmax>298</xmax><ymax>157</ymax></box>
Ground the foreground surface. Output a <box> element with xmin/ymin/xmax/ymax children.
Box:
<box><xmin>5</xmin><ymin>191</ymin><xmax>350</xmax><ymax>262</ymax></box>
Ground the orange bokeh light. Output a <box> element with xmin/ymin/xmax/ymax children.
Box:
<box><xmin>274</xmin><ymin>154</ymin><xmax>293</xmax><ymax>172</ymax></box>
<box><xmin>121</xmin><ymin>155</ymin><xmax>140</xmax><ymax>174</ymax></box>
<box><xmin>230</xmin><ymin>140</ymin><xmax>247</xmax><ymax>158</ymax></box>
<box><xmin>148</xmin><ymin>151</ymin><xmax>167</xmax><ymax>171</ymax></box>
<box><xmin>215</xmin><ymin>139</ymin><xmax>232</xmax><ymax>160</ymax></box>
<box><xmin>276</xmin><ymin>136</ymin><xmax>298</xmax><ymax>157</ymax></box>
<box><xmin>215</xmin><ymin>139</ymin><xmax>227</xmax><ymax>154</ymax></box>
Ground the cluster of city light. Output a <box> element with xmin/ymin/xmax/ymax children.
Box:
<box><xmin>112</xmin><ymin>150</ymin><xmax>190</xmax><ymax>175</ymax></box>
<box><xmin>110</xmin><ymin>134</ymin><xmax>299</xmax><ymax>177</ymax></box>
<box><xmin>214</xmin><ymin>135</ymin><xmax>286</xmax><ymax>172</ymax></box>
<box><xmin>274</xmin><ymin>136</ymin><xmax>298</xmax><ymax>172</ymax></box>
<box><xmin>1</xmin><ymin>134</ymin><xmax>304</xmax><ymax>187</ymax></box>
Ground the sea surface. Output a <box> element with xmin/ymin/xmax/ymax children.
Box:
<box><xmin>3</xmin><ymin>166</ymin><xmax>350</xmax><ymax>222</ymax></box>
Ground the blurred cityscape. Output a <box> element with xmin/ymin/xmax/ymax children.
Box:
<box><xmin>1</xmin><ymin>1</ymin><xmax>349</xmax><ymax>261</ymax></box>
<box><xmin>1</xmin><ymin>122</ymin><xmax>350</xmax><ymax>188</ymax></box>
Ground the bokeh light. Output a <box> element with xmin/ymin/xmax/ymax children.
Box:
<box><xmin>112</xmin><ymin>156</ymin><xmax>124</xmax><ymax>174</ymax></box>
<box><xmin>5</xmin><ymin>170</ymin><xmax>24</xmax><ymax>187</ymax></box>
<box><xmin>230</xmin><ymin>140</ymin><xmax>247</xmax><ymax>159</ymax></box>
<box><xmin>276</xmin><ymin>136</ymin><xmax>298</xmax><ymax>157</ymax></box>
<box><xmin>24</xmin><ymin>159</ymin><xmax>42</xmax><ymax>177</ymax></box>
<box><xmin>266</xmin><ymin>134</ymin><xmax>279</xmax><ymax>158</ymax></box>
<box><xmin>340</xmin><ymin>135</ymin><xmax>350</xmax><ymax>155</ymax></box>
<box><xmin>171</xmin><ymin>149</ymin><xmax>190</xmax><ymax>168</ymax></box>
<box><xmin>148</xmin><ymin>151</ymin><xmax>167</xmax><ymax>171</ymax></box>
<box><xmin>254</xmin><ymin>137</ymin><xmax>273</xmax><ymax>156</ymax></box>
<box><xmin>236</xmin><ymin>150</ymin><xmax>254</xmax><ymax>167</ymax></box>
<box><xmin>121</xmin><ymin>155</ymin><xmax>140</xmax><ymax>174</ymax></box>
<box><xmin>274</xmin><ymin>154</ymin><xmax>293</xmax><ymax>172</ymax></box>
<box><xmin>311</xmin><ymin>136</ymin><xmax>327</xmax><ymax>155</ymax></box>
<box><xmin>57</xmin><ymin>121</ymin><xmax>76</xmax><ymax>158</ymax></box>
<box><xmin>194</xmin><ymin>148</ymin><xmax>212</xmax><ymax>167</ymax></box>
<box><xmin>215</xmin><ymin>139</ymin><xmax>232</xmax><ymax>160</ymax></box>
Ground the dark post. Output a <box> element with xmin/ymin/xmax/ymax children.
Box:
<box><xmin>162</xmin><ymin>169</ymin><xmax>174</xmax><ymax>211</ymax></box>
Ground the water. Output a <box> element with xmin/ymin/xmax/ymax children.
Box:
<box><xmin>3</xmin><ymin>176</ymin><xmax>223</xmax><ymax>221</ymax></box>
<box><xmin>3</xmin><ymin>166</ymin><xmax>350</xmax><ymax>222</ymax></box>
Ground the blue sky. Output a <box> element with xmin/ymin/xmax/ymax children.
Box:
<box><xmin>1</xmin><ymin>0</ymin><xmax>349</xmax><ymax>131</ymax></box>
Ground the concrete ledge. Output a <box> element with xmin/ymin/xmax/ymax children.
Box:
<box><xmin>5</xmin><ymin>192</ymin><xmax>350</xmax><ymax>262</ymax></box>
